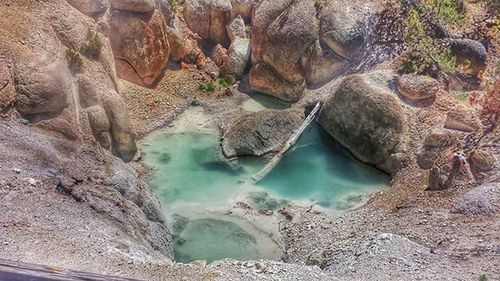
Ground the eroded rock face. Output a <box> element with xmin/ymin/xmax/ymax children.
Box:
<box><xmin>319</xmin><ymin>74</ymin><xmax>406</xmax><ymax>174</ymax></box>
<box><xmin>14</xmin><ymin>55</ymin><xmax>72</xmax><ymax>116</ymax></box>
<box><xmin>110</xmin><ymin>0</ymin><xmax>156</xmax><ymax>13</ymax></box>
<box><xmin>183</xmin><ymin>0</ymin><xmax>232</xmax><ymax>45</ymax></box>
<box><xmin>249</xmin><ymin>0</ymin><xmax>373</xmax><ymax>101</ymax></box>
<box><xmin>110</xmin><ymin>9</ymin><xmax>170</xmax><ymax>87</ymax></box>
<box><xmin>396</xmin><ymin>74</ymin><xmax>440</xmax><ymax>101</ymax></box>
<box><xmin>222</xmin><ymin>109</ymin><xmax>304</xmax><ymax>158</ymax></box>
<box><xmin>226</xmin><ymin>15</ymin><xmax>247</xmax><ymax>42</ymax></box>
<box><xmin>0</xmin><ymin>60</ymin><xmax>15</xmax><ymax>112</ymax></box>
<box><xmin>450</xmin><ymin>39</ymin><xmax>487</xmax><ymax>73</ymax></box>
<box><xmin>66</xmin><ymin>0</ymin><xmax>109</xmax><ymax>16</ymax></box>
<box><xmin>249</xmin><ymin>62</ymin><xmax>305</xmax><ymax>102</ymax></box>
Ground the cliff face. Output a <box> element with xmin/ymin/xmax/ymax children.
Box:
<box><xmin>0</xmin><ymin>0</ymin><xmax>175</xmax><ymax>266</ymax></box>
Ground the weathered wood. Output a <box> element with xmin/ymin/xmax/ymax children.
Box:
<box><xmin>0</xmin><ymin>258</ymin><xmax>138</xmax><ymax>281</ymax></box>
<box><xmin>252</xmin><ymin>102</ymin><xmax>322</xmax><ymax>182</ymax></box>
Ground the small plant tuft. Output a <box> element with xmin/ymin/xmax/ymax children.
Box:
<box><xmin>65</xmin><ymin>48</ymin><xmax>83</xmax><ymax>72</ymax></box>
<box><xmin>423</xmin><ymin>0</ymin><xmax>468</xmax><ymax>26</ymax></box>
<box><xmin>217</xmin><ymin>77</ymin><xmax>233</xmax><ymax>87</ymax></box>
<box><xmin>198</xmin><ymin>83</ymin><xmax>216</xmax><ymax>92</ymax></box>
<box><xmin>451</xmin><ymin>91</ymin><xmax>468</xmax><ymax>101</ymax></box>
<box><xmin>479</xmin><ymin>274</ymin><xmax>488</xmax><ymax>281</ymax></box>
<box><xmin>80</xmin><ymin>29</ymin><xmax>103</xmax><ymax>60</ymax></box>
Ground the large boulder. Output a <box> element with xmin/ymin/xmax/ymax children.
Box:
<box><xmin>249</xmin><ymin>0</ymin><xmax>373</xmax><ymax>101</ymax></box>
<box><xmin>319</xmin><ymin>1</ymin><xmax>371</xmax><ymax>61</ymax></box>
<box><xmin>249</xmin><ymin>62</ymin><xmax>305</xmax><ymax>102</ymax></box>
<box><xmin>449</xmin><ymin>39</ymin><xmax>487</xmax><ymax>73</ymax></box>
<box><xmin>14</xmin><ymin>55</ymin><xmax>72</xmax><ymax>116</ymax></box>
<box><xmin>109</xmin><ymin>9</ymin><xmax>170</xmax><ymax>87</ymax></box>
<box><xmin>110</xmin><ymin>0</ymin><xmax>156</xmax><ymax>13</ymax></box>
<box><xmin>251</xmin><ymin>0</ymin><xmax>317</xmax><ymax>83</ymax></box>
<box><xmin>396</xmin><ymin>74</ymin><xmax>440</xmax><ymax>101</ymax></box>
<box><xmin>222</xmin><ymin>109</ymin><xmax>304</xmax><ymax>158</ymax></box>
<box><xmin>221</xmin><ymin>37</ymin><xmax>251</xmax><ymax>77</ymax></box>
<box><xmin>183</xmin><ymin>0</ymin><xmax>232</xmax><ymax>45</ymax></box>
<box><xmin>318</xmin><ymin>74</ymin><xmax>406</xmax><ymax>174</ymax></box>
<box><xmin>66</xmin><ymin>0</ymin><xmax>108</xmax><ymax>16</ymax></box>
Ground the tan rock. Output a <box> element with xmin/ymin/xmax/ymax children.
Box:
<box><xmin>396</xmin><ymin>74</ymin><xmax>440</xmax><ymax>101</ymax></box>
<box><xmin>221</xmin><ymin>37</ymin><xmax>250</xmax><ymax>77</ymax></box>
<box><xmin>249</xmin><ymin>62</ymin><xmax>305</xmax><ymax>102</ymax></box>
<box><xmin>110</xmin><ymin>10</ymin><xmax>170</xmax><ymax>87</ymax></box>
<box><xmin>226</xmin><ymin>15</ymin><xmax>247</xmax><ymax>42</ymax></box>
<box><xmin>469</xmin><ymin>149</ymin><xmax>498</xmax><ymax>172</ymax></box>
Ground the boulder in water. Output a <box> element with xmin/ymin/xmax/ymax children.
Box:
<box><xmin>318</xmin><ymin>73</ymin><xmax>406</xmax><ymax>174</ymax></box>
<box><xmin>222</xmin><ymin>108</ymin><xmax>304</xmax><ymax>158</ymax></box>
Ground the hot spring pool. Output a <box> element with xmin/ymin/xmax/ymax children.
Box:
<box><xmin>141</xmin><ymin>111</ymin><xmax>389</xmax><ymax>263</ymax></box>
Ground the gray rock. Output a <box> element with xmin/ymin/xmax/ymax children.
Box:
<box><xmin>14</xmin><ymin>55</ymin><xmax>72</xmax><ymax>116</ymax></box>
<box><xmin>66</xmin><ymin>0</ymin><xmax>108</xmax><ymax>16</ymax></box>
<box><xmin>318</xmin><ymin>73</ymin><xmax>406</xmax><ymax>174</ymax></box>
<box><xmin>110</xmin><ymin>0</ymin><xmax>156</xmax><ymax>13</ymax></box>
<box><xmin>222</xmin><ymin>109</ymin><xmax>304</xmax><ymax>158</ymax></box>
<box><xmin>226</xmin><ymin>15</ymin><xmax>247</xmax><ymax>42</ymax></box>
<box><xmin>450</xmin><ymin>39</ymin><xmax>487</xmax><ymax>71</ymax></box>
<box><xmin>452</xmin><ymin>183</ymin><xmax>499</xmax><ymax>215</ymax></box>
<box><xmin>221</xmin><ymin>37</ymin><xmax>251</xmax><ymax>77</ymax></box>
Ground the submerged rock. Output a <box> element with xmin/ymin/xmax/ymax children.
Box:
<box><xmin>319</xmin><ymin>73</ymin><xmax>406</xmax><ymax>174</ymax></box>
<box><xmin>222</xmin><ymin>109</ymin><xmax>304</xmax><ymax>158</ymax></box>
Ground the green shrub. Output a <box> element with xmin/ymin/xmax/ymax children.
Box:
<box><xmin>451</xmin><ymin>91</ymin><xmax>468</xmax><ymax>100</ymax></box>
<box><xmin>198</xmin><ymin>83</ymin><xmax>216</xmax><ymax>92</ymax></box>
<box><xmin>401</xmin><ymin>9</ymin><xmax>457</xmax><ymax>76</ymax></box>
<box><xmin>423</xmin><ymin>0</ymin><xmax>468</xmax><ymax>26</ymax></box>
<box><xmin>80</xmin><ymin>29</ymin><xmax>103</xmax><ymax>59</ymax></box>
<box><xmin>65</xmin><ymin>48</ymin><xmax>83</xmax><ymax>72</ymax></box>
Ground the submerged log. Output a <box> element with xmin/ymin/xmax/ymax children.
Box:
<box><xmin>252</xmin><ymin>102</ymin><xmax>322</xmax><ymax>182</ymax></box>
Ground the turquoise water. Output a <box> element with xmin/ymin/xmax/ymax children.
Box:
<box><xmin>141</xmin><ymin>123</ymin><xmax>389</xmax><ymax>263</ymax></box>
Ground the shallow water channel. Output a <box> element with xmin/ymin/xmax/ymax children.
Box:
<box><xmin>141</xmin><ymin>102</ymin><xmax>389</xmax><ymax>264</ymax></box>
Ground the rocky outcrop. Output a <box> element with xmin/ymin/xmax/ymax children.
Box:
<box><xmin>183</xmin><ymin>0</ymin><xmax>232</xmax><ymax>45</ymax></box>
<box><xmin>319</xmin><ymin>73</ymin><xmax>406</xmax><ymax>174</ymax></box>
<box><xmin>14</xmin><ymin>55</ymin><xmax>72</xmax><ymax>116</ymax></box>
<box><xmin>249</xmin><ymin>0</ymin><xmax>373</xmax><ymax>101</ymax></box>
<box><xmin>66</xmin><ymin>0</ymin><xmax>108</xmax><ymax>16</ymax></box>
<box><xmin>222</xmin><ymin>109</ymin><xmax>304</xmax><ymax>158</ymax></box>
<box><xmin>396</xmin><ymin>74</ymin><xmax>440</xmax><ymax>101</ymax></box>
<box><xmin>110</xmin><ymin>9</ymin><xmax>171</xmax><ymax>87</ymax></box>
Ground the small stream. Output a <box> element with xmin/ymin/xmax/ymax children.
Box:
<box><xmin>140</xmin><ymin>98</ymin><xmax>389</xmax><ymax>264</ymax></box>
